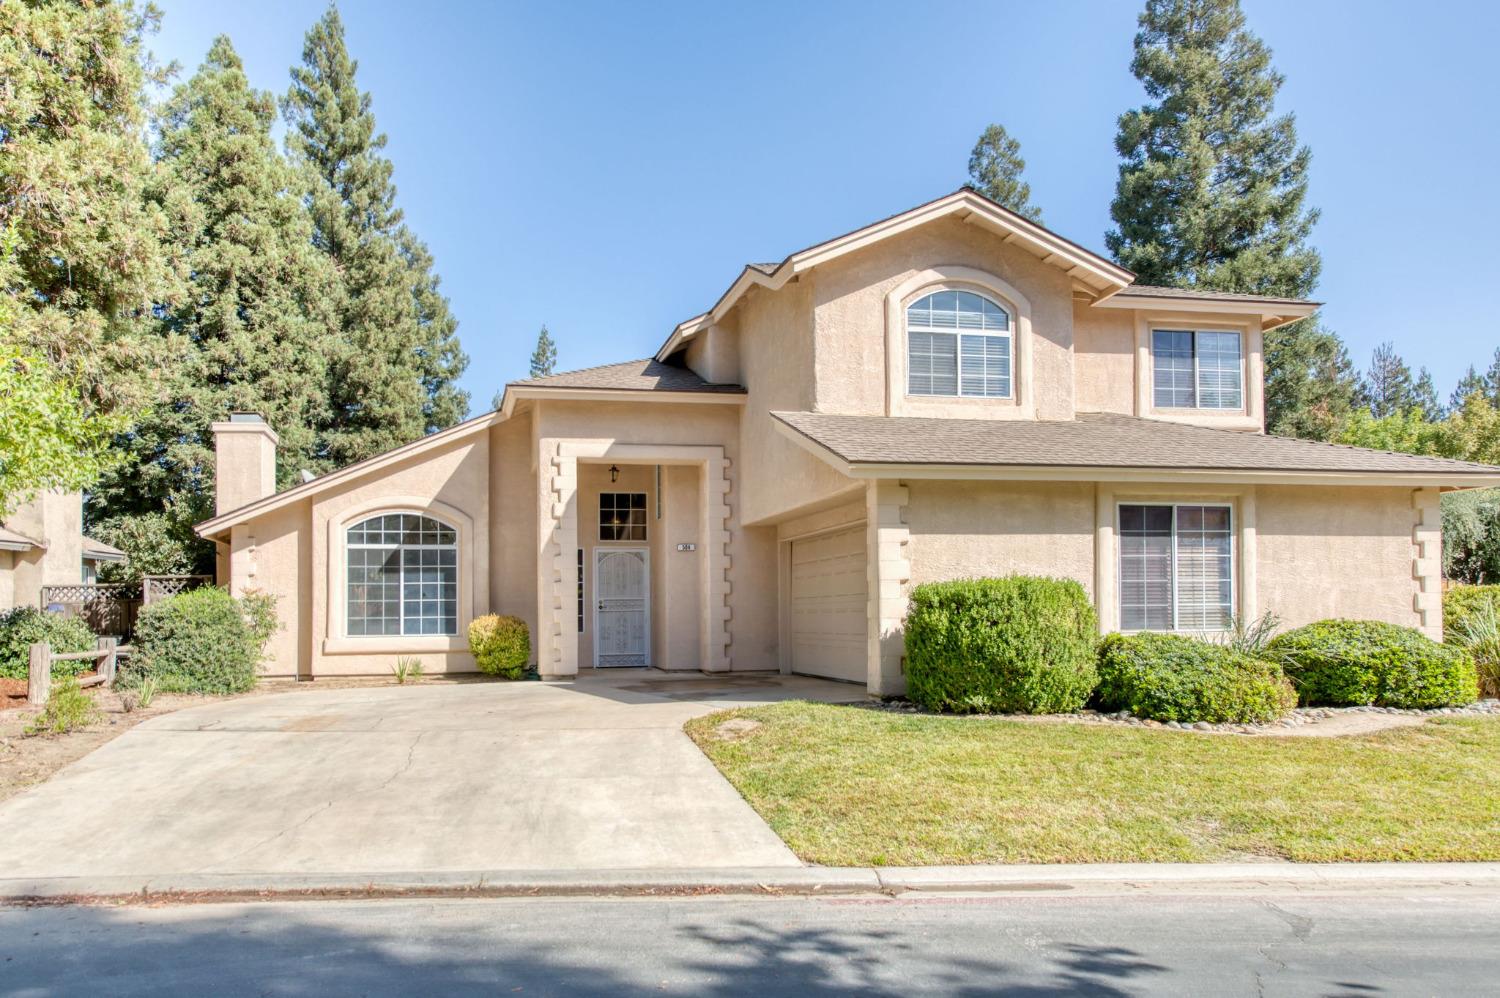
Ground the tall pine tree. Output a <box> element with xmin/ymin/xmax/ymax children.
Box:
<box><xmin>90</xmin><ymin>36</ymin><xmax>342</xmax><ymax>547</ymax></box>
<box><xmin>283</xmin><ymin>3</ymin><xmax>467</xmax><ymax>465</ymax></box>
<box><xmin>967</xmin><ymin>124</ymin><xmax>1042</xmax><ymax>221</ymax></box>
<box><xmin>1106</xmin><ymin>0</ymin><xmax>1358</xmax><ymax>439</ymax></box>
<box><xmin>1362</xmin><ymin>342</ymin><xmax>1419</xmax><ymax>418</ymax></box>
<box><xmin>529</xmin><ymin>325</ymin><xmax>558</xmax><ymax>378</ymax></box>
<box><xmin>1451</xmin><ymin>364</ymin><xmax>1488</xmax><ymax>411</ymax></box>
<box><xmin>1412</xmin><ymin>367</ymin><xmax>1441</xmax><ymax>420</ymax></box>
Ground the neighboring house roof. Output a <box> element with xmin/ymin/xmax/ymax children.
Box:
<box><xmin>507</xmin><ymin>359</ymin><xmax>745</xmax><ymax>394</ymax></box>
<box><xmin>772</xmin><ymin>410</ymin><xmax>1500</xmax><ymax>485</ymax></box>
<box><xmin>81</xmin><ymin>537</ymin><xmax>127</xmax><ymax>563</ymax></box>
<box><xmin>0</xmin><ymin>526</ymin><xmax>43</xmax><ymax>553</ymax></box>
<box><xmin>656</xmin><ymin>187</ymin><xmax>1139</xmax><ymax>361</ymax></box>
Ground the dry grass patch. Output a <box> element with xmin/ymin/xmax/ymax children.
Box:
<box><xmin>685</xmin><ymin>702</ymin><xmax>1500</xmax><ymax>866</ymax></box>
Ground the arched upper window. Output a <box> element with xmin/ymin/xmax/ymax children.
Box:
<box><xmin>346</xmin><ymin>513</ymin><xmax>457</xmax><ymax>636</ymax></box>
<box><xmin>906</xmin><ymin>289</ymin><xmax>1012</xmax><ymax>398</ymax></box>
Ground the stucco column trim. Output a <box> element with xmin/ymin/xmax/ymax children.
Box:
<box><xmin>865</xmin><ymin>480</ymin><xmax>911</xmax><ymax>697</ymax></box>
<box><xmin>1411</xmin><ymin>487</ymin><xmax>1442</xmax><ymax>640</ymax></box>
<box><xmin>1094</xmin><ymin>484</ymin><xmax>1117</xmax><ymax>632</ymax></box>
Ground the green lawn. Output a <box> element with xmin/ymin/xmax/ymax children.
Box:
<box><xmin>685</xmin><ymin>702</ymin><xmax>1500</xmax><ymax>866</ymax></box>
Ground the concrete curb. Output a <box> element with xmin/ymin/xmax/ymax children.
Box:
<box><xmin>5</xmin><ymin>863</ymin><xmax>1500</xmax><ymax>903</ymax></box>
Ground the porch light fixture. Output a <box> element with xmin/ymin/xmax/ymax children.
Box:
<box><xmin>609</xmin><ymin>464</ymin><xmax>619</xmax><ymax>483</ymax></box>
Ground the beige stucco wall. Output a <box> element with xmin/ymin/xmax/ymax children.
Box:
<box><xmin>2</xmin><ymin>491</ymin><xmax>86</xmax><ymax>610</ymax></box>
<box><xmin>227</xmin><ymin>498</ymin><xmax>309</xmax><ymax>677</ymax></box>
<box><xmin>1255</xmin><ymin>485</ymin><xmax>1420</xmax><ymax>630</ymax></box>
<box><xmin>1072</xmin><ymin>306</ymin><xmax>1136</xmax><ymax>415</ymax></box>
<box><xmin>488</xmin><ymin>414</ymin><xmax>538</xmax><ymax>649</ymax></box>
<box><xmin>810</xmin><ymin>215</ymin><xmax>1077</xmax><ymax>421</ymax></box>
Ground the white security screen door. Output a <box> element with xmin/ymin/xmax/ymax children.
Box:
<box><xmin>594</xmin><ymin>548</ymin><xmax>649</xmax><ymax>666</ymax></box>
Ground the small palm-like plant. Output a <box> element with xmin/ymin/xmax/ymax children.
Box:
<box><xmin>392</xmin><ymin>656</ymin><xmax>424</xmax><ymax>685</ymax></box>
<box><xmin>1451</xmin><ymin>603</ymin><xmax>1500</xmax><ymax>698</ymax></box>
<box><xmin>1214</xmin><ymin>610</ymin><xmax>1281</xmax><ymax>657</ymax></box>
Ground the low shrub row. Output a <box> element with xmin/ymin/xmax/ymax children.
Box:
<box><xmin>123</xmin><ymin>588</ymin><xmax>278</xmax><ymax>695</ymax></box>
<box><xmin>0</xmin><ymin>607</ymin><xmax>96</xmax><ymax>679</ymax></box>
<box><xmin>904</xmin><ymin>576</ymin><xmax>1481</xmax><ymax>723</ymax></box>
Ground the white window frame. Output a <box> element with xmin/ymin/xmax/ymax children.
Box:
<box><xmin>1115</xmin><ymin>501</ymin><xmax>1235</xmax><ymax>633</ymax></box>
<box><xmin>906</xmin><ymin>290</ymin><xmax>1014</xmax><ymax>400</ymax></box>
<box><xmin>1151</xmin><ymin>328</ymin><xmax>1244</xmax><ymax>411</ymax></box>
<box><xmin>345</xmin><ymin>513</ymin><xmax>459</xmax><ymax>638</ymax></box>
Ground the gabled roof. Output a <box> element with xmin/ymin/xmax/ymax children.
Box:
<box><xmin>656</xmin><ymin>187</ymin><xmax>1138</xmax><ymax>361</ymax></box>
<box><xmin>772</xmin><ymin>410</ymin><xmax>1500</xmax><ymax>485</ymax></box>
<box><xmin>81</xmin><ymin>537</ymin><xmax>126</xmax><ymax>563</ymax></box>
<box><xmin>507</xmin><ymin>359</ymin><xmax>744</xmax><ymax>395</ymax></box>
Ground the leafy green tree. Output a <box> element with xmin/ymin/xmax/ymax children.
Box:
<box><xmin>1107</xmin><ymin>0</ymin><xmax>1357</xmax><ymax>439</ymax></box>
<box><xmin>1362</xmin><ymin>341</ymin><xmax>1419</xmax><ymax>418</ymax></box>
<box><xmin>0</xmin><ymin>0</ymin><xmax>177</xmax><ymax>494</ymax></box>
<box><xmin>529</xmin><ymin>325</ymin><xmax>558</xmax><ymax>378</ymax></box>
<box><xmin>89</xmin><ymin>37</ymin><xmax>341</xmax><ymax>554</ymax></box>
<box><xmin>90</xmin><ymin>511</ymin><xmax>203</xmax><ymax>583</ymax></box>
<box><xmin>1451</xmin><ymin>365</ymin><xmax>1488</xmax><ymax>412</ymax></box>
<box><xmin>1337</xmin><ymin>408</ymin><xmax>1443</xmax><ymax>458</ymax></box>
<box><xmin>967</xmin><ymin>124</ymin><xmax>1042</xmax><ymax>222</ymax></box>
<box><xmin>283</xmin><ymin>3</ymin><xmax>468</xmax><ymax>465</ymax></box>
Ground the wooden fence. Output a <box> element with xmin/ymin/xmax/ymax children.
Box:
<box><xmin>28</xmin><ymin>638</ymin><xmax>132</xmax><ymax>705</ymax></box>
<box><xmin>39</xmin><ymin>575</ymin><xmax>211</xmax><ymax>640</ymax></box>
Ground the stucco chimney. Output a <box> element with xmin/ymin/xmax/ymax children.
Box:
<box><xmin>211</xmin><ymin>413</ymin><xmax>279</xmax><ymax>515</ymax></box>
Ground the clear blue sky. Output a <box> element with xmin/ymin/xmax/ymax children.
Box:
<box><xmin>150</xmin><ymin>0</ymin><xmax>1499</xmax><ymax>414</ymax></box>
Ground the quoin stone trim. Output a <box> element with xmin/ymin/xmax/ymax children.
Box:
<box><xmin>1411</xmin><ymin>487</ymin><xmax>1442</xmax><ymax>640</ymax></box>
<box><xmin>866</xmin><ymin>480</ymin><xmax>911</xmax><ymax>696</ymax></box>
<box><xmin>538</xmin><ymin>440</ymin><xmax>733</xmax><ymax>678</ymax></box>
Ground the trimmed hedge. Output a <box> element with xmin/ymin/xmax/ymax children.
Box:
<box><xmin>1444</xmin><ymin>584</ymin><xmax>1500</xmax><ymax>639</ymax></box>
<box><xmin>127</xmin><ymin>588</ymin><xmax>277</xmax><ymax>695</ymax></box>
<box><xmin>1095</xmin><ymin>633</ymin><xmax>1296</xmax><ymax>724</ymax></box>
<box><xmin>905</xmin><ymin>576</ymin><xmax>1098</xmax><ymax>714</ymax></box>
<box><xmin>469</xmin><ymin>614</ymin><xmax>530</xmax><ymax>679</ymax></box>
<box><xmin>1268</xmin><ymin>619</ymin><xmax>1479</xmax><ymax>708</ymax></box>
<box><xmin>0</xmin><ymin>607</ymin><xmax>95</xmax><ymax>679</ymax></box>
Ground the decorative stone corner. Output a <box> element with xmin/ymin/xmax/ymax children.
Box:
<box><xmin>1411</xmin><ymin>487</ymin><xmax>1442</xmax><ymax>640</ymax></box>
<box><xmin>866</xmin><ymin>481</ymin><xmax>911</xmax><ymax>697</ymax></box>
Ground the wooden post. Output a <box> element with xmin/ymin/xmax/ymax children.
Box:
<box><xmin>28</xmin><ymin>642</ymin><xmax>51</xmax><ymax>705</ymax></box>
<box><xmin>97</xmin><ymin>636</ymin><xmax>118</xmax><ymax>685</ymax></box>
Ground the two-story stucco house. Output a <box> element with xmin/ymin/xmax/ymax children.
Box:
<box><xmin>196</xmin><ymin>189</ymin><xmax>1500</xmax><ymax>693</ymax></box>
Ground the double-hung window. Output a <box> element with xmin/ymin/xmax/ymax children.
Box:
<box><xmin>1118</xmin><ymin>503</ymin><xmax>1234</xmax><ymax>632</ymax></box>
<box><xmin>346</xmin><ymin>513</ymin><xmax>458</xmax><ymax>636</ymax></box>
<box><xmin>1152</xmin><ymin>329</ymin><xmax>1242</xmax><ymax>409</ymax></box>
<box><xmin>907</xmin><ymin>290</ymin><xmax>1012</xmax><ymax>398</ymax></box>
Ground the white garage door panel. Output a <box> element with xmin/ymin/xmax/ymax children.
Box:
<box><xmin>790</xmin><ymin>525</ymin><xmax>868</xmax><ymax>683</ymax></box>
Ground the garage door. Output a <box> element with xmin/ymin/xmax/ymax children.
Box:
<box><xmin>790</xmin><ymin>525</ymin><xmax>868</xmax><ymax>683</ymax></box>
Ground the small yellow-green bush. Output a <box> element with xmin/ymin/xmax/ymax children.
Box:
<box><xmin>1445</xmin><ymin>584</ymin><xmax>1500</xmax><ymax>638</ymax></box>
<box><xmin>26</xmin><ymin>676</ymin><xmax>101</xmax><ymax>735</ymax></box>
<box><xmin>469</xmin><ymin>614</ymin><xmax>530</xmax><ymax>679</ymax></box>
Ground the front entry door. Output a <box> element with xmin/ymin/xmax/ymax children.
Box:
<box><xmin>594</xmin><ymin>548</ymin><xmax>650</xmax><ymax>666</ymax></box>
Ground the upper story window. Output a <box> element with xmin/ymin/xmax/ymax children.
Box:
<box><xmin>906</xmin><ymin>290</ymin><xmax>1012</xmax><ymax>398</ymax></box>
<box><xmin>346</xmin><ymin>513</ymin><xmax>457</xmax><ymax>636</ymax></box>
<box><xmin>1152</xmin><ymin>329</ymin><xmax>1242</xmax><ymax>410</ymax></box>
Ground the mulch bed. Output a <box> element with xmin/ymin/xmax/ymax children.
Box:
<box><xmin>1</xmin><ymin>672</ymin><xmax>101</xmax><ymax>707</ymax></box>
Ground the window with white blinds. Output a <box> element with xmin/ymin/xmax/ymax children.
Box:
<box><xmin>1118</xmin><ymin>503</ymin><xmax>1233</xmax><ymax>632</ymax></box>
<box><xmin>906</xmin><ymin>290</ymin><xmax>1012</xmax><ymax>398</ymax></box>
<box><xmin>1151</xmin><ymin>329</ymin><xmax>1243</xmax><ymax>410</ymax></box>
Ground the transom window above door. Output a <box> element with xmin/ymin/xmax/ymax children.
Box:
<box><xmin>345</xmin><ymin>513</ymin><xmax>457</xmax><ymax>636</ymax></box>
<box><xmin>906</xmin><ymin>290</ymin><xmax>1012</xmax><ymax>398</ymax></box>
<box><xmin>1152</xmin><ymin>329</ymin><xmax>1243</xmax><ymax>410</ymax></box>
<box><xmin>599</xmin><ymin>492</ymin><xmax>647</xmax><ymax>541</ymax></box>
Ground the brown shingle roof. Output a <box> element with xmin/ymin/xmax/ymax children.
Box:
<box><xmin>772</xmin><ymin>410</ymin><xmax>1500</xmax><ymax>477</ymax></box>
<box><xmin>509</xmin><ymin>359</ymin><xmax>745</xmax><ymax>394</ymax></box>
<box><xmin>1115</xmin><ymin>285</ymin><xmax>1320</xmax><ymax>307</ymax></box>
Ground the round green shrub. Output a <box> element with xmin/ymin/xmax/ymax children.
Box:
<box><xmin>128</xmin><ymin>588</ymin><xmax>277</xmax><ymax>695</ymax></box>
<box><xmin>1095</xmin><ymin>632</ymin><xmax>1297</xmax><ymax>724</ymax></box>
<box><xmin>1444</xmin><ymin>584</ymin><xmax>1500</xmax><ymax>640</ymax></box>
<box><xmin>1268</xmin><ymin>619</ymin><xmax>1479</xmax><ymax>708</ymax></box>
<box><xmin>904</xmin><ymin>576</ymin><xmax>1098</xmax><ymax>714</ymax></box>
<box><xmin>0</xmin><ymin>607</ymin><xmax>96</xmax><ymax>679</ymax></box>
<box><xmin>469</xmin><ymin>614</ymin><xmax>530</xmax><ymax>679</ymax></box>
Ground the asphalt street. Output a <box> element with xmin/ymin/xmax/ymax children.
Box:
<box><xmin>3</xmin><ymin>889</ymin><xmax>1495</xmax><ymax>996</ymax></box>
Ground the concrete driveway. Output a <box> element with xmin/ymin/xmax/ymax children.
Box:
<box><xmin>0</xmin><ymin>672</ymin><xmax>860</xmax><ymax>881</ymax></box>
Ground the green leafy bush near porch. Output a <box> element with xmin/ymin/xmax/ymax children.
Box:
<box><xmin>126</xmin><ymin>588</ymin><xmax>277</xmax><ymax>695</ymax></box>
<box><xmin>904</xmin><ymin>576</ymin><xmax>1098</xmax><ymax>714</ymax></box>
<box><xmin>470</xmin><ymin>614</ymin><xmax>530</xmax><ymax>679</ymax></box>
<box><xmin>1095</xmin><ymin>632</ymin><xmax>1296</xmax><ymax>724</ymax></box>
<box><xmin>0</xmin><ymin>608</ymin><xmax>95</xmax><ymax>680</ymax></box>
<box><xmin>1268</xmin><ymin>619</ymin><xmax>1479</xmax><ymax>708</ymax></box>
<box><xmin>1444</xmin><ymin>584</ymin><xmax>1500</xmax><ymax>639</ymax></box>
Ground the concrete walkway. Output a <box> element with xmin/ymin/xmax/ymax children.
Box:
<box><xmin>0</xmin><ymin>672</ymin><xmax>861</xmax><ymax>881</ymax></box>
